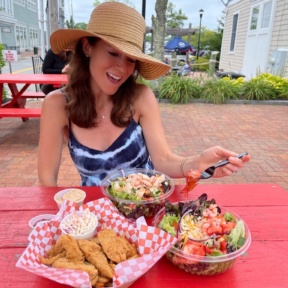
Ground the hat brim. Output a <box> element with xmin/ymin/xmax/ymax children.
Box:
<box><xmin>50</xmin><ymin>29</ymin><xmax>170</xmax><ymax>80</ymax></box>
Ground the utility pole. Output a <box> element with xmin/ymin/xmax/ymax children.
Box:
<box><xmin>49</xmin><ymin>0</ymin><xmax>59</xmax><ymax>35</ymax></box>
<box><xmin>39</xmin><ymin>0</ymin><xmax>45</xmax><ymax>59</ymax></box>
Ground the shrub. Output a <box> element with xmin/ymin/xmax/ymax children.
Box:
<box><xmin>0</xmin><ymin>43</ymin><xmax>8</xmax><ymax>100</ymax></box>
<box><xmin>192</xmin><ymin>57</ymin><xmax>209</xmax><ymax>72</ymax></box>
<box><xmin>158</xmin><ymin>74</ymin><xmax>201</xmax><ymax>103</ymax></box>
<box><xmin>200</xmin><ymin>78</ymin><xmax>240</xmax><ymax>104</ymax></box>
<box><xmin>239</xmin><ymin>77</ymin><xmax>277</xmax><ymax>100</ymax></box>
<box><xmin>256</xmin><ymin>73</ymin><xmax>288</xmax><ymax>100</ymax></box>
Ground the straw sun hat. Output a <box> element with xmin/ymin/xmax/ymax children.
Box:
<box><xmin>50</xmin><ymin>2</ymin><xmax>170</xmax><ymax>80</ymax></box>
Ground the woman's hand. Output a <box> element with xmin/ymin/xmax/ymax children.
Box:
<box><xmin>198</xmin><ymin>146</ymin><xmax>251</xmax><ymax>178</ymax></box>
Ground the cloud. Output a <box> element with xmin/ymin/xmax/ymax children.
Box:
<box><xmin>69</xmin><ymin>0</ymin><xmax>225</xmax><ymax>30</ymax></box>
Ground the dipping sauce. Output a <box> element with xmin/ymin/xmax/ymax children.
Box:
<box><xmin>56</xmin><ymin>189</ymin><xmax>86</xmax><ymax>204</ymax></box>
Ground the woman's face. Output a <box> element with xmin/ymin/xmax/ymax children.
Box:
<box><xmin>83</xmin><ymin>38</ymin><xmax>136</xmax><ymax>95</ymax></box>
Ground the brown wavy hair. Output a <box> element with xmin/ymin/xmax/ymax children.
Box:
<box><xmin>65</xmin><ymin>37</ymin><xmax>139</xmax><ymax>128</ymax></box>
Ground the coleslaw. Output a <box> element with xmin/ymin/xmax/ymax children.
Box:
<box><xmin>60</xmin><ymin>209</ymin><xmax>98</xmax><ymax>236</ymax></box>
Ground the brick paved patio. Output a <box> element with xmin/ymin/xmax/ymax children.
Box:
<box><xmin>0</xmin><ymin>100</ymin><xmax>287</xmax><ymax>191</ymax></box>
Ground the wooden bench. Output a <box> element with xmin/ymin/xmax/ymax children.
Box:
<box><xmin>21</xmin><ymin>91</ymin><xmax>46</xmax><ymax>98</ymax></box>
<box><xmin>0</xmin><ymin>108</ymin><xmax>41</xmax><ymax>118</ymax></box>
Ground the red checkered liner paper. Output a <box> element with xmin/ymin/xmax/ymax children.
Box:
<box><xmin>16</xmin><ymin>197</ymin><xmax>177</xmax><ymax>288</ymax></box>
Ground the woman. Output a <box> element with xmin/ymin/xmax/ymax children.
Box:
<box><xmin>38</xmin><ymin>2</ymin><xmax>250</xmax><ymax>187</ymax></box>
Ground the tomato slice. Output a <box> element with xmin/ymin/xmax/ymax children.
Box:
<box><xmin>221</xmin><ymin>222</ymin><xmax>236</xmax><ymax>233</ymax></box>
<box><xmin>182</xmin><ymin>240</ymin><xmax>206</xmax><ymax>256</ymax></box>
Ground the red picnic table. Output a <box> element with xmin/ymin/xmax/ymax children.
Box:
<box><xmin>0</xmin><ymin>74</ymin><xmax>68</xmax><ymax>120</ymax></box>
<box><xmin>0</xmin><ymin>183</ymin><xmax>287</xmax><ymax>288</ymax></box>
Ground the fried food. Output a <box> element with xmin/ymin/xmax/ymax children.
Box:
<box><xmin>38</xmin><ymin>251</ymin><xmax>66</xmax><ymax>266</ymax></box>
<box><xmin>52</xmin><ymin>258</ymin><xmax>98</xmax><ymax>286</ymax></box>
<box><xmin>47</xmin><ymin>234</ymin><xmax>84</xmax><ymax>262</ymax></box>
<box><xmin>38</xmin><ymin>228</ymin><xmax>139</xmax><ymax>287</ymax></box>
<box><xmin>77</xmin><ymin>239</ymin><xmax>114</xmax><ymax>279</ymax></box>
<box><xmin>97</xmin><ymin>229</ymin><xmax>138</xmax><ymax>263</ymax></box>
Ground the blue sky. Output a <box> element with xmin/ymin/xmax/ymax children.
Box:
<box><xmin>66</xmin><ymin>0</ymin><xmax>226</xmax><ymax>31</ymax></box>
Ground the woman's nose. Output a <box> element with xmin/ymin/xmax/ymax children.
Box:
<box><xmin>114</xmin><ymin>56</ymin><xmax>128</xmax><ymax>72</ymax></box>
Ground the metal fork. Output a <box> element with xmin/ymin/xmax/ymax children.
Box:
<box><xmin>200</xmin><ymin>152</ymin><xmax>248</xmax><ymax>179</ymax></box>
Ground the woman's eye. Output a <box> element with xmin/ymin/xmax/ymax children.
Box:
<box><xmin>108</xmin><ymin>52</ymin><xmax>117</xmax><ymax>56</ymax></box>
<box><xmin>128</xmin><ymin>58</ymin><xmax>136</xmax><ymax>64</ymax></box>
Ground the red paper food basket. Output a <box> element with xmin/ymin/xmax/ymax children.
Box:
<box><xmin>16</xmin><ymin>197</ymin><xmax>177</xmax><ymax>288</ymax></box>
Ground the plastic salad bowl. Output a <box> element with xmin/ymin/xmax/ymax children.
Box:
<box><xmin>153</xmin><ymin>194</ymin><xmax>251</xmax><ymax>276</ymax></box>
<box><xmin>100</xmin><ymin>168</ymin><xmax>175</xmax><ymax>220</ymax></box>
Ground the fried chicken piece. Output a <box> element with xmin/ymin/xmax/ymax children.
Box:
<box><xmin>97</xmin><ymin>229</ymin><xmax>138</xmax><ymax>263</ymax></box>
<box><xmin>117</xmin><ymin>235</ymin><xmax>138</xmax><ymax>259</ymax></box>
<box><xmin>52</xmin><ymin>258</ymin><xmax>98</xmax><ymax>286</ymax></box>
<box><xmin>89</xmin><ymin>236</ymin><xmax>100</xmax><ymax>245</ymax></box>
<box><xmin>47</xmin><ymin>234</ymin><xmax>84</xmax><ymax>262</ymax></box>
<box><xmin>38</xmin><ymin>251</ymin><xmax>66</xmax><ymax>266</ymax></box>
<box><xmin>77</xmin><ymin>239</ymin><xmax>114</xmax><ymax>279</ymax></box>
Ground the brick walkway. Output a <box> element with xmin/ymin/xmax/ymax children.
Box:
<box><xmin>0</xmin><ymin>100</ymin><xmax>287</xmax><ymax>191</ymax></box>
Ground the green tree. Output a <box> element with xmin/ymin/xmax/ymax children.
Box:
<box><xmin>208</xmin><ymin>13</ymin><xmax>224</xmax><ymax>53</ymax></box>
<box><xmin>166</xmin><ymin>2</ymin><xmax>188</xmax><ymax>29</ymax></box>
<box><xmin>65</xmin><ymin>15</ymin><xmax>75</xmax><ymax>28</ymax></box>
<box><xmin>74</xmin><ymin>22</ymin><xmax>87</xmax><ymax>30</ymax></box>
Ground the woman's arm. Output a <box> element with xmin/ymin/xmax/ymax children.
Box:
<box><xmin>38</xmin><ymin>91</ymin><xmax>68</xmax><ymax>186</ymax></box>
<box><xmin>136</xmin><ymin>85</ymin><xmax>250</xmax><ymax>178</ymax></box>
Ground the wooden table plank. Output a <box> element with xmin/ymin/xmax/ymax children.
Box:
<box><xmin>0</xmin><ymin>184</ymin><xmax>287</xmax><ymax>211</ymax></box>
<box><xmin>2</xmin><ymin>241</ymin><xmax>288</xmax><ymax>288</ymax></box>
<box><xmin>1</xmin><ymin>184</ymin><xmax>288</xmax><ymax>287</ymax></box>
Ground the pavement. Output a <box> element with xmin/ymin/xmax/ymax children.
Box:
<box><xmin>0</xmin><ymin>99</ymin><xmax>287</xmax><ymax>190</ymax></box>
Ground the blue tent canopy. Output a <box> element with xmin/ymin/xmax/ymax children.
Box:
<box><xmin>165</xmin><ymin>36</ymin><xmax>192</xmax><ymax>52</ymax></box>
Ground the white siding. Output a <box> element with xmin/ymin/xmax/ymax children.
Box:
<box><xmin>220</xmin><ymin>0</ymin><xmax>288</xmax><ymax>78</ymax></box>
<box><xmin>269</xmin><ymin>0</ymin><xmax>288</xmax><ymax>77</ymax></box>
<box><xmin>220</xmin><ymin>0</ymin><xmax>251</xmax><ymax>73</ymax></box>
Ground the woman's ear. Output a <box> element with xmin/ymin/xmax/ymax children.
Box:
<box><xmin>82</xmin><ymin>38</ymin><xmax>91</xmax><ymax>57</ymax></box>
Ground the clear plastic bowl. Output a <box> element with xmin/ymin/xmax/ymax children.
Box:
<box><xmin>60</xmin><ymin>210</ymin><xmax>98</xmax><ymax>240</ymax></box>
<box><xmin>54</xmin><ymin>188</ymin><xmax>86</xmax><ymax>209</ymax></box>
<box><xmin>100</xmin><ymin>168</ymin><xmax>175</xmax><ymax>220</ymax></box>
<box><xmin>153</xmin><ymin>204</ymin><xmax>251</xmax><ymax>276</ymax></box>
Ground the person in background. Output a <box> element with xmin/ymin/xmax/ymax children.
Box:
<box><xmin>178</xmin><ymin>60</ymin><xmax>191</xmax><ymax>76</ymax></box>
<box><xmin>164</xmin><ymin>57</ymin><xmax>170</xmax><ymax>65</ymax></box>
<box><xmin>38</xmin><ymin>2</ymin><xmax>250</xmax><ymax>187</ymax></box>
<box><xmin>41</xmin><ymin>49</ymin><xmax>72</xmax><ymax>95</ymax></box>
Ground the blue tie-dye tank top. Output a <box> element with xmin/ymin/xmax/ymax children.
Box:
<box><xmin>63</xmin><ymin>91</ymin><xmax>154</xmax><ymax>186</ymax></box>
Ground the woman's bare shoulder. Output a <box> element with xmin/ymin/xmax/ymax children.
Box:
<box><xmin>41</xmin><ymin>89</ymin><xmax>68</xmax><ymax>123</ymax></box>
<box><xmin>134</xmin><ymin>83</ymin><xmax>158</xmax><ymax>117</ymax></box>
<box><xmin>42</xmin><ymin>89</ymin><xmax>67</xmax><ymax>109</ymax></box>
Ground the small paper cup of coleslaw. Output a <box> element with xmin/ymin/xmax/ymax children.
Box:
<box><xmin>60</xmin><ymin>209</ymin><xmax>98</xmax><ymax>240</ymax></box>
<box><xmin>54</xmin><ymin>188</ymin><xmax>86</xmax><ymax>209</ymax></box>
<box><xmin>100</xmin><ymin>168</ymin><xmax>174</xmax><ymax>220</ymax></box>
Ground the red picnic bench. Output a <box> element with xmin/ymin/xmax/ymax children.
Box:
<box><xmin>0</xmin><ymin>74</ymin><xmax>67</xmax><ymax>121</ymax></box>
<box><xmin>0</xmin><ymin>108</ymin><xmax>41</xmax><ymax>118</ymax></box>
<box><xmin>21</xmin><ymin>91</ymin><xmax>45</xmax><ymax>98</ymax></box>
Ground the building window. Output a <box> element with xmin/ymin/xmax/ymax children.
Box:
<box><xmin>0</xmin><ymin>0</ymin><xmax>13</xmax><ymax>14</ymax></box>
<box><xmin>27</xmin><ymin>0</ymin><xmax>37</xmax><ymax>12</ymax></box>
<box><xmin>261</xmin><ymin>2</ymin><xmax>272</xmax><ymax>28</ymax></box>
<box><xmin>14</xmin><ymin>0</ymin><xmax>25</xmax><ymax>7</ymax></box>
<box><xmin>16</xmin><ymin>26</ymin><xmax>28</xmax><ymax>50</ymax></box>
<box><xmin>230</xmin><ymin>13</ymin><xmax>238</xmax><ymax>52</ymax></box>
<box><xmin>250</xmin><ymin>6</ymin><xmax>259</xmax><ymax>30</ymax></box>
